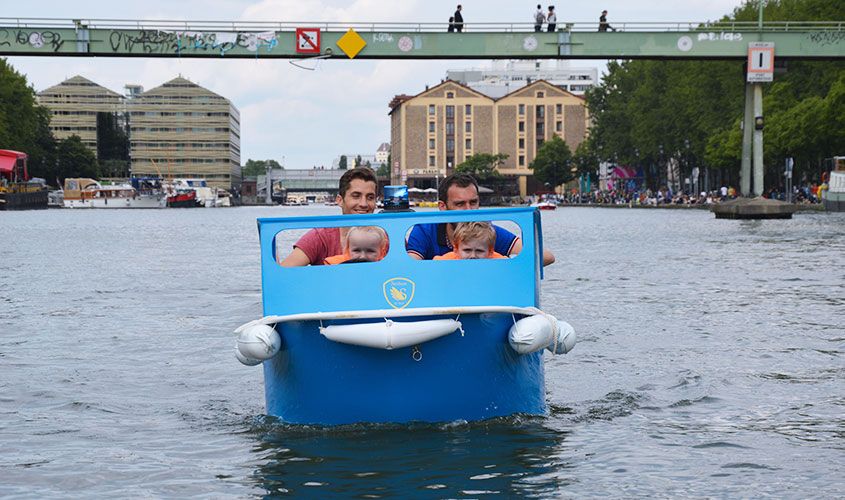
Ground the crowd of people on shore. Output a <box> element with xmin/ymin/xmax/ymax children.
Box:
<box><xmin>519</xmin><ymin>183</ymin><xmax>828</xmax><ymax>207</ymax></box>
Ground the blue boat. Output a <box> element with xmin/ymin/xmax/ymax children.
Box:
<box><xmin>234</xmin><ymin>207</ymin><xmax>576</xmax><ymax>425</ymax></box>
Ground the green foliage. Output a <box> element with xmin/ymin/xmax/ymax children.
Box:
<box><xmin>0</xmin><ymin>58</ymin><xmax>57</xmax><ymax>182</ymax></box>
<box><xmin>96</xmin><ymin>112</ymin><xmax>129</xmax><ymax>162</ymax></box>
<box><xmin>243</xmin><ymin>159</ymin><xmax>282</xmax><ymax>177</ymax></box>
<box><xmin>338</xmin><ymin>155</ymin><xmax>347</xmax><ymax>170</ymax></box>
<box><xmin>584</xmin><ymin>0</ymin><xmax>845</xmax><ymax>186</ymax></box>
<box><xmin>56</xmin><ymin>135</ymin><xmax>98</xmax><ymax>181</ymax></box>
<box><xmin>376</xmin><ymin>163</ymin><xmax>389</xmax><ymax>177</ymax></box>
<box><xmin>455</xmin><ymin>153</ymin><xmax>507</xmax><ymax>182</ymax></box>
<box><xmin>530</xmin><ymin>136</ymin><xmax>574</xmax><ymax>188</ymax></box>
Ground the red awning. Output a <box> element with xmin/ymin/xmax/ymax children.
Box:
<box><xmin>0</xmin><ymin>150</ymin><xmax>28</xmax><ymax>178</ymax></box>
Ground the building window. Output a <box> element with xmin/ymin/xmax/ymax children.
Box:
<box><xmin>537</xmin><ymin>138</ymin><xmax>544</xmax><ymax>149</ymax></box>
<box><xmin>537</xmin><ymin>91</ymin><xmax>545</xmax><ymax>98</ymax></box>
<box><xmin>518</xmin><ymin>121</ymin><xmax>525</xmax><ymax>132</ymax></box>
<box><xmin>536</xmin><ymin>105</ymin><xmax>545</xmax><ymax>119</ymax></box>
<box><xmin>556</xmin><ymin>104</ymin><xmax>562</xmax><ymax>114</ymax></box>
<box><xmin>429</xmin><ymin>122</ymin><xmax>435</xmax><ymax>132</ymax></box>
<box><xmin>446</xmin><ymin>138</ymin><xmax>455</xmax><ymax>152</ymax></box>
<box><xmin>556</xmin><ymin>121</ymin><xmax>562</xmax><ymax>132</ymax></box>
<box><xmin>465</xmin><ymin>138</ymin><xmax>471</xmax><ymax>150</ymax></box>
<box><xmin>518</xmin><ymin>104</ymin><xmax>525</xmax><ymax>115</ymax></box>
<box><xmin>429</xmin><ymin>139</ymin><xmax>435</xmax><ymax>149</ymax></box>
<box><xmin>428</xmin><ymin>104</ymin><xmax>435</xmax><ymax>115</ymax></box>
<box><xmin>429</xmin><ymin>155</ymin><xmax>435</xmax><ymax>166</ymax></box>
<box><xmin>465</xmin><ymin>121</ymin><xmax>471</xmax><ymax>133</ymax></box>
<box><xmin>519</xmin><ymin>155</ymin><xmax>525</xmax><ymax>166</ymax></box>
<box><xmin>446</xmin><ymin>122</ymin><xmax>455</xmax><ymax>134</ymax></box>
<box><xmin>446</xmin><ymin>92</ymin><xmax>454</xmax><ymax>99</ymax></box>
<box><xmin>537</xmin><ymin>122</ymin><xmax>545</xmax><ymax>136</ymax></box>
<box><xmin>465</xmin><ymin>104</ymin><xmax>472</xmax><ymax>115</ymax></box>
<box><xmin>519</xmin><ymin>138</ymin><xmax>525</xmax><ymax>149</ymax></box>
<box><xmin>446</xmin><ymin>105</ymin><xmax>454</xmax><ymax>118</ymax></box>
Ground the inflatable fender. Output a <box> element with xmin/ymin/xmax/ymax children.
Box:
<box><xmin>234</xmin><ymin>347</ymin><xmax>263</xmax><ymax>366</ymax></box>
<box><xmin>236</xmin><ymin>323</ymin><xmax>281</xmax><ymax>364</ymax></box>
<box><xmin>508</xmin><ymin>314</ymin><xmax>577</xmax><ymax>355</ymax></box>
<box><xmin>320</xmin><ymin>318</ymin><xmax>461</xmax><ymax>350</ymax></box>
<box><xmin>548</xmin><ymin>320</ymin><xmax>576</xmax><ymax>355</ymax></box>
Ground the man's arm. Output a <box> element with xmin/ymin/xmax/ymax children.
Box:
<box><xmin>510</xmin><ymin>238</ymin><xmax>555</xmax><ymax>267</ymax></box>
<box><xmin>280</xmin><ymin>247</ymin><xmax>312</xmax><ymax>267</ymax></box>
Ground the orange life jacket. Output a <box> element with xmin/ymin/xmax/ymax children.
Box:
<box><xmin>324</xmin><ymin>253</ymin><xmax>350</xmax><ymax>265</ymax></box>
<box><xmin>433</xmin><ymin>251</ymin><xmax>506</xmax><ymax>260</ymax></box>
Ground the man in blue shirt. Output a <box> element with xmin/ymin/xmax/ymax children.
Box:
<box><xmin>406</xmin><ymin>173</ymin><xmax>556</xmax><ymax>266</ymax></box>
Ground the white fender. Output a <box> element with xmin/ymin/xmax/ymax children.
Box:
<box><xmin>234</xmin><ymin>347</ymin><xmax>263</xmax><ymax>366</ymax></box>
<box><xmin>236</xmin><ymin>323</ymin><xmax>281</xmax><ymax>363</ymax></box>
<box><xmin>548</xmin><ymin>320</ymin><xmax>576</xmax><ymax>355</ymax></box>
<box><xmin>320</xmin><ymin>319</ymin><xmax>461</xmax><ymax>350</ymax></box>
<box><xmin>508</xmin><ymin>314</ymin><xmax>577</xmax><ymax>355</ymax></box>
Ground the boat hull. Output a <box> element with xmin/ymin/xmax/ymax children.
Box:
<box><xmin>263</xmin><ymin>313</ymin><xmax>545</xmax><ymax>425</ymax></box>
<box><xmin>822</xmin><ymin>190</ymin><xmax>845</xmax><ymax>212</ymax></box>
<box><xmin>63</xmin><ymin>196</ymin><xmax>165</xmax><ymax>209</ymax></box>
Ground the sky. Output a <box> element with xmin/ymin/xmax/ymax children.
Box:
<box><xmin>5</xmin><ymin>0</ymin><xmax>746</xmax><ymax>169</ymax></box>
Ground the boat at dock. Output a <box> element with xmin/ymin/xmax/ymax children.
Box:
<box><xmin>232</xmin><ymin>207</ymin><xmax>576</xmax><ymax>425</ymax></box>
<box><xmin>0</xmin><ymin>150</ymin><xmax>48</xmax><ymax>210</ymax></box>
<box><xmin>62</xmin><ymin>177</ymin><xmax>166</xmax><ymax>209</ymax></box>
<box><xmin>822</xmin><ymin>156</ymin><xmax>845</xmax><ymax>212</ymax></box>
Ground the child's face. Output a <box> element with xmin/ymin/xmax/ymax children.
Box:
<box><xmin>456</xmin><ymin>238</ymin><xmax>492</xmax><ymax>260</ymax></box>
<box><xmin>347</xmin><ymin>232</ymin><xmax>384</xmax><ymax>262</ymax></box>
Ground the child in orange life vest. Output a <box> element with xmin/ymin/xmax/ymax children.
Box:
<box><xmin>324</xmin><ymin>226</ymin><xmax>388</xmax><ymax>264</ymax></box>
<box><xmin>433</xmin><ymin>222</ymin><xmax>506</xmax><ymax>260</ymax></box>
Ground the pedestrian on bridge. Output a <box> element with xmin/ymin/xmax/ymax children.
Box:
<box><xmin>547</xmin><ymin>6</ymin><xmax>556</xmax><ymax>33</ymax></box>
<box><xmin>598</xmin><ymin>10</ymin><xmax>615</xmax><ymax>32</ymax></box>
<box><xmin>453</xmin><ymin>5</ymin><xmax>464</xmax><ymax>33</ymax></box>
<box><xmin>534</xmin><ymin>4</ymin><xmax>546</xmax><ymax>32</ymax></box>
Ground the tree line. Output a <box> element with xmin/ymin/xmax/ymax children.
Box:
<box><xmin>578</xmin><ymin>0</ymin><xmax>845</xmax><ymax>192</ymax></box>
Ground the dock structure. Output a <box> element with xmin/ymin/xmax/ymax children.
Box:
<box><xmin>1</xmin><ymin>19</ymin><xmax>844</xmax><ymax>60</ymax></box>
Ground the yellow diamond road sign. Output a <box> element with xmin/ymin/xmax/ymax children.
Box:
<box><xmin>337</xmin><ymin>28</ymin><xmax>366</xmax><ymax>59</ymax></box>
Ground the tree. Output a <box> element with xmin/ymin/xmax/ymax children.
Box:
<box><xmin>0</xmin><ymin>58</ymin><xmax>57</xmax><ymax>182</ymax></box>
<box><xmin>242</xmin><ymin>159</ymin><xmax>282</xmax><ymax>177</ymax></box>
<box><xmin>455</xmin><ymin>153</ymin><xmax>507</xmax><ymax>182</ymax></box>
<box><xmin>530</xmin><ymin>136</ymin><xmax>574</xmax><ymax>189</ymax></box>
<box><xmin>376</xmin><ymin>163</ymin><xmax>389</xmax><ymax>178</ymax></box>
<box><xmin>338</xmin><ymin>155</ymin><xmax>348</xmax><ymax>170</ymax></box>
<box><xmin>56</xmin><ymin>135</ymin><xmax>98</xmax><ymax>181</ymax></box>
<box><xmin>355</xmin><ymin>155</ymin><xmax>363</xmax><ymax>168</ymax></box>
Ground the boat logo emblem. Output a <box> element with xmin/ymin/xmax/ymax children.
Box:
<box><xmin>383</xmin><ymin>277</ymin><xmax>415</xmax><ymax>309</ymax></box>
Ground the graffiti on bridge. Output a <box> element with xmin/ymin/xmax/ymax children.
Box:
<box><xmin>0</xmin><ymin>28</ymin><xmax>65</xmax><ymax>51</ymax></box>
<box><xmin>108</xmin><ymin>30</ymin><xmax>279</xmax><ymax>56</ymax></box>
<box><xmin>807</xmin><ymin>31</ymin><xmax>845</xmax><ymax>47</ymax></box>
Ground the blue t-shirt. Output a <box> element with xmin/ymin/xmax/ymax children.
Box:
<box><xmin>406</xmin><ymin>223</ymin><xmax>519</xmax><ymax>260</ymax></box>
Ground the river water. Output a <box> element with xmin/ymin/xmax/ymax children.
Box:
<box><xmin>1</xmin><ymin>206</ymin><xmax>843</xmax><ymax>498</ymax></box>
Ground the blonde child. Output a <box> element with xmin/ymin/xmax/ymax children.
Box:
<box><xmin>325</xmin><ymin>226</ymin><xmax>388</xmax><ymax>264</ymax></box>
<box><xmin>433</xmin><ymin>221</ymin><xmax>506</xmax><ymax>260</ymax></box>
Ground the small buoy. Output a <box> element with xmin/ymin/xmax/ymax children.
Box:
<box><xmin>237</xmin><ymin>324</ymin><xmax>281</xmax><ymax>362</ymax></box>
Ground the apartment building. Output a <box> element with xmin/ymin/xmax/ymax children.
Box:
<box><xmin>389</xmin><ymin>79</ymin><xmax>588</xmax><ymax>196</ymax></box>
<box><xmin>36</xmin><ymin>75</ymin><xmax>125</xmax><ymax>155</ymax></box>
<box><xmin>127</xmin><ymin>77</ymin><xmax>241</xmax><ymax>189</ymax></box>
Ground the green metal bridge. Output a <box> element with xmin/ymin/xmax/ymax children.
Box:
<box><xmin>1</xmin><ymin>18</ymin><xmax>844</xmax><ymax>60</ymax></box>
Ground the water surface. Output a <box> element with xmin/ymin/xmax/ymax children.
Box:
<box><xmin>1</xmin><ymin>206</ymin><xmax>843</xmax><ymax>497</ymax></box>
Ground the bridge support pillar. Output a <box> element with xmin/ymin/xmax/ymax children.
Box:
<box><xmin>752</xmin><ymin>83</ymin><xmax>765</xmax><ymax>197</ymax></box>
<box><xmin>741</xmin><ymin>84</ymin><xmax>753</xmax><ymax>196</ymax></box>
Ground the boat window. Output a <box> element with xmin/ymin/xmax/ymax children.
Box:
<box><xmin>274</xmin><ymin>226</ymin><xmax>391</xmax><ymax>267</ymax></box>
<box><xmin>404</xmin><ymin>220</ymin><xmax>522</xmax><ymax>261</ymax></box>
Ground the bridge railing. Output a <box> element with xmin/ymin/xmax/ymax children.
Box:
<box><xmin>1</xmin><ymin>17</ymin><xmax>843</xmax><ymax>33</ymax></box>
